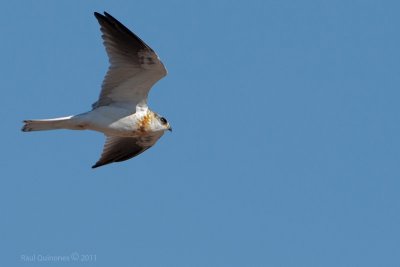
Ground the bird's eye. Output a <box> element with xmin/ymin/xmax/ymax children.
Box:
<box><xmin>160</xmin><ymin>117</ymin><xmax>168</xmax><ymax>125</ymax></box>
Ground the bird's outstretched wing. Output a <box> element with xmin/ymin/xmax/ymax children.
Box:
<box><xmin>92</xmin><ymin>12</ymin><xmax>167</xmax><ymax>112</ymax></box>
<box><xmin>92</xmin><ymin>134</ymin><xmax>163</xmax><ymax>168</ymax></box>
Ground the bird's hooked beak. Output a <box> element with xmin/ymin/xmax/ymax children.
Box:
<box><xmin>167</xmin><ymin>124</ymin><xmax>172</xmax><ymax>132</ymax></box>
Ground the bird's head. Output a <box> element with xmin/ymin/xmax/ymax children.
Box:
<box><xmin>156</xmin><ymin>114</ymin><xmax>172</xmax><ymax>132</ymax></box>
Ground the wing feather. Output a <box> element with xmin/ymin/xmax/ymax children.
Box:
<box><xmin>92</xmin><ymin>134</ymin><xmax>163</xmax><ymax>168</ymax></box>
<box><xmin>93</xmin><ymin>12</ymin><xmax>167</xmax><ymax>111</ymax></box>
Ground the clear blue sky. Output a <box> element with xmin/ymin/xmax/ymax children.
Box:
<box><xmin>2</xmin><ymin>0</ymin><xmax>399</xmax><ymax>266</ymax></box>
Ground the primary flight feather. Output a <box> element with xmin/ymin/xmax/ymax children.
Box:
<box><xmin>22</xmin><ymin>12</ymin><xmax>171</xmax><ymax>168</ymax></box>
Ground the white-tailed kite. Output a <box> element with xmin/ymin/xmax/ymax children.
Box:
<box><xmin>22</xmin><ymin>12</ymin><xmax>171</xmax><ymax>168</ymax></box>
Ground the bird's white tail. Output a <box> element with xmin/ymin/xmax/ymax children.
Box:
<box><xmin>22</xmin><ymin>116</ymin><xmax>74</xmax><ymax>132</ymax></box>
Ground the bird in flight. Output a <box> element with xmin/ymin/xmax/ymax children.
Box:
<box><xmin>22</xmin><ymin>12</ymin><xmax>171</xmax><ymax>168</ymax></box>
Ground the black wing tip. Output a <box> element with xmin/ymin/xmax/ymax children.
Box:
<box><xmin>94</xmin><ymin>11</ymin><xmax>107</xmax><ymax>22</ymax></box>
<box><xmin>94</xmin><ymin>11</ymin><xmax>114</xmax><ymax>18</ymax></box>
<box><xmin>93</xmin><ymin>11</ymin><xmax>151</xmax><ymax>51</ymax></box>
<box><xmin>94</xmin><ymin>11</ymin><xmax>103</xmax><ymax>18</ymax></box>
<box><xmin>91</xmin><ymin>164</ymin><xmax>99</xmax><ymax>169</ymax></box>
<box><xmin>103</xmin><ymin>11</ymin><xmax>114</xmax><ymax>20</ymax></box>
<box><xmin>92</xmin><ymin>159</ymin><xmax>114</xmax><ymax>169</ymax></box>
<box><xmin>94</xmin><ymin>11</ymin><xmax>119</xmax><ymax>25</ymax></box>
<box><xmin>92</xmin><ymin>161</ymin><xmax>105</xmax><ymax>169</ymax></box>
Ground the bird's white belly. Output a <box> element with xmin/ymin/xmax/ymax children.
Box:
<box><xmin>74</xmin><ymin>106</ymin><xmax>142</xmax><ymax>137</ymax></box>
